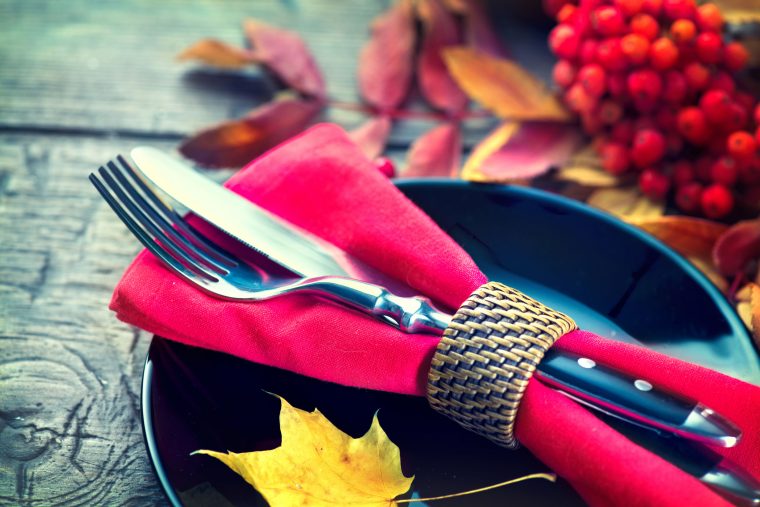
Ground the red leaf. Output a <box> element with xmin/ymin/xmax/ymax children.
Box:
<box><xmin>713</xmin><ymin>218</ymin><xmax>760</xmax><ymax>276</ymax></box>
<box><xmin>458</xmin><ymin>0</ymin><xmax>510</xmax><ymax>58</ymax></box>
<box><xmin>402</xmin><ymin>122</ymin><xmax>462</xmax><ymax>177</ymax></box>
<box><xmin>463</xmin><ymin>122</ymin><xmax>581</xmax><ymax>181</ymax></box>
<box><xmin>358</xmin><ymin>0</ymin><xmax>415</xmax><ymax>112</ymax></box>
<box><xmin>180</xmin><ymin>98</ymin><xmax>322</xmax><ymax>167</ymax></box>
<box><xmin>416</xmin><ymin>0</ymin><xmax>469</xmax><ymax>113</ymax></box>
<box><xmin>244</xmin><ymin>20</ymin><xmax>326</xmax><ymax>100</ymax></box>
<box><xmin>348</xmin><ymin>116</ymin><xmax>392</xmax><ymax>159</ymax></box>
<box><xmin>177</xmin><ymin>39</ymin><xmax>254</xmax><ymax>68</ymax></box>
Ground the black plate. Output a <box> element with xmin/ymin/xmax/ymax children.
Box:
<box><xmin>142</xmin><ymin>180</ymin><xmax>759</xmax><ymax>506</ymax></box>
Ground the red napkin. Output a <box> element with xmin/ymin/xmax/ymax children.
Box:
<box><xmin>112</xmin><ymin>124</ymin><xmax>759</xmax><ymax>506</ymax></box>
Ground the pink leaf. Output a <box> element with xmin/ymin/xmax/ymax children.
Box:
<box><xmin>244</xmin><ymin>19</ymin><xmax>326</xmax><ymax>100</ymax></box>
<box><xmin>402</xmin><ymin>122</ymin><xmax>462</xmax><ymax>177</ymax></box>
<box><xmin>459</xmin><ymin>0</ymin><xmax>510</xmax><ymax>58</ymax></box>
<box><xmin>416</xmin><ymin>0</ymin><xmax>469</xmax><ymax>113</ymax></box>
<box><xmin>713</xmin><ymin>219</ymin><xmax>760</xmax><ymax>276</ymax></box>
<box><xmin>463</xmin><ymin>122</ymin><xmax>581</xmax><ymax>181</ymax></box>
<box><xmin>348</xmin><ymin>116</ymin><xmax>392</xmax><ymax>160</ymax></box>
<box><xmin>180</xmin><ymin>98</ymin><xmax>323</xmax><ymax>168</ymax></box>
<box><xmin>358</xmin><ymin>0</ymin><xmax>416</xmax><ymax>112</ymax></box>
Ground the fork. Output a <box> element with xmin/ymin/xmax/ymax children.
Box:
<box><xmin>89</xmin><ymin>156</ymin><xmax>453</xmax><ymax>334</ymax></box>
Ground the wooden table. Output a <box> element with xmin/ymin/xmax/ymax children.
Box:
<box><xmin>0</xmin><ymin>1</ymin><xmax>553</xmax><ymax>504</ymax></box>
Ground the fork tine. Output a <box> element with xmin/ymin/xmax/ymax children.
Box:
<box><xmin>115</xmin><ymin>154</ymin><xmax>238</xmax><ymax>268</ymax></box>
<box><xmin>96</xmin><ymin>166</ymin><xmax>220</xmax><ymax>282</ymax></box>
<box><xmin>105</xmin><ymin>160</ymin><xmax>230</xmax><ymax>276</ymax></box>
<box><xmin>90</xmin><ymin>171</ymin><xmax>216</xmax><ymax>283</ymax></box>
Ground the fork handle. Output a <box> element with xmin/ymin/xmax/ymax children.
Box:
<box><xmin>280</xmin><ymin>276</ymin><xmax>451</xmax><ymax>334</ymax></box>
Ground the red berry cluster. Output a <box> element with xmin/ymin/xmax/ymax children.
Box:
<box><xmin>546</xmin><ymin>0</ymin><xmax>760</xmax><ymax>219</ymax></box>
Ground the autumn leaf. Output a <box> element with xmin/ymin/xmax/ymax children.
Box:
<box><xmin>443</xmin><ymin>47</ymin><xmax>570</xmax><ymax>121</ymax></box>
<box><xmin>713</xmin><ymin>218</ymin><xmax>760</xmax><ymax>276</ymax></box>
<box><xmin>195</xmin><ymin>396</ymin><xmax>413</xmax><ymax>507</ymax></box>
<box><xmin>736</xmin><ymin>283</ymin><xmax>760</xmax><ymax>344</ymax></box>
<box><xmin>180</xmin><ymin>97</ymin><xmax>322</xmax><ymax>167</ymax></box>
<box><xmin>358</xmin><ymin>0</ymin><xmax>415</xmax><ymax>112</ymax></box>
<box><xmin>416</xmin><ymin>0</ymin><xmax>469</xmax><ymax>113</ymax></box>
<box><xmin>244</xmin><ymin>19</ymin><xmax>326</xmax><ymax>100</ymax></box>
<box><xmin>177</xmin><ymin>39</ymin><xmax>254</xmax><ymax>68</ymax></box>
<box><xmin>714</xmin><ymin>0</ymin><xmax>760</xmax><ymax>24</ymax></box>
<box><xmin>462</xmin><ymin>122</ymin><xmax>581</xmax><ymax>182</ymax></box>
<box><xmin>587</xmin><ymin>186</ymin><xmax>665</xmax><ymax>220</ymax></box>
<box><xmin>457</xmin><ymin>0</ymin><xmax>511</xmax><ymax>58</ymax></box>
<box><xmin>626</xmin><ymin>216</ymin><xmax>729</xmax><ymax>260</ymax></box>
<box><xmin>349</xmin><ymin>116</ymin><xmax>393</xmax><ymax>160</ymax></box>
<box><xmin>555</xmin><ymin>146</ymin><xmax>622</xmax><ymax>187</ymax></box>
<box><xmin>403</xmin><ymin>122</ymin><xmax>462</xmax><ymax>177</ymax></box>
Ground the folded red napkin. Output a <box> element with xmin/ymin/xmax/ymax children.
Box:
<box><xmin>112</xmin><ymin>124</ymin><xmax>760</xmax><ymax>506</ymax></box>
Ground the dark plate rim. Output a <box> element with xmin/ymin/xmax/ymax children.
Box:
<box><xmin>140</xmin><ymin>179</ymin><xmax>754</xmax><ymax>507</ymax></box>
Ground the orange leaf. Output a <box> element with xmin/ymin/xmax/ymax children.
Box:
<box><xmin>416</xmin><ymin>0</ymin><xmax>469</xmax><ymax>113</ymax></box>
<box><xmin>626</xmin><ymin>216</ymin><xmax>729</xmax><ymax>259</ymax></box>
<box><xmin>358</xmin><ymin>0</ymin><xmax>415</xmax><ymax>112</ymax></box>
<box><xmin>244</xmin><ymin>20</ymin><xmax>326</xmax><ymax>99</ymax></box>
<box><xmin>587</xmin><ymin>186</ymin><xmax>665</xmax><ymax>220</ymax></box>
<box><xmin>713</xmin><ymin>218</ymin><xmax>760</xmax><ymax>276</ymax></box>
<box><xmin>179</xmin><ymin>98</ymin><xmax>322</xmax><ymax>168</ymax></box>
<box><xmin>462</xmin><ymin>122</ymin><xmax>581</xmax><ymax>182</ymax></box>
<box><xmin>177</xmin><ymin>39</ymin><xmax>253</xmax><ymax>69</ymax></box>
<box><xmin>443</xmin><ymin>47</ymin><xmax>570</xmax><ymax>121</ymax></box>
<box><xmin>402</xmin><ymin>122</ymin><xmax>461</xmax><ymax>177</ymax></box>
<box><xmin>348</xmin><ymin>116</ymin><xmax>392</xmax><ymax>160</ymax></box>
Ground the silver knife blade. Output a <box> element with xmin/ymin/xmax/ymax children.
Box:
<box><xmin>130</xmin><ymin>147</ymin><xmax>415</xmax><ymax>296</ymax></box>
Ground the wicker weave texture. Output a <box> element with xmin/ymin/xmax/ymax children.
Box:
<box><xmin>427</xmin><ymin>282</ymin><xmax>577</xmax><ymax>448</ymax></box>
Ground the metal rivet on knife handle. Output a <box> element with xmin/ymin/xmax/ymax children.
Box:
<box><xmin>426</xmin><ymin>281</ymin><xmax>577</xmax><ymax>449</ymax></box>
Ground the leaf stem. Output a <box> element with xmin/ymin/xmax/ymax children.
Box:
<box><xmin>395</xmin><ymin>472</ymin><xmax>557</xmax><ymax>504</ymax></box>
<box><xmin>328</xmin><ymin>100</ymin><xmax>494</xmax><ymax>122</ymax></box>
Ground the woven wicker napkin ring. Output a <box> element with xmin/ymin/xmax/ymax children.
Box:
<box><xmin>427</xmin><ymin>281</ymin><xmax>577</xmax><ymax>449</ymax></box>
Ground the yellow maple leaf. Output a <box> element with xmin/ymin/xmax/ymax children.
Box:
<box><xmin>195</xmin><ymin>397</ymin><xmax>414</xmax><ymax>507</ymax></box>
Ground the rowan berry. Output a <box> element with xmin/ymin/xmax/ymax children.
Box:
<box><xmin>727</xmin><ymin>131</ymin><xmax>757</xmax><ymax>160</ymax></box>
<box><xmin>374</xmin><ymin>157</ymin><xmax>396</xmax><ymax>178</ymax></box>
<box><xmin>621</xmin><ymin>33</ymin><xmax>650</xmax><ymax>65</ymax></box>
<box><xmin>739</xmin><ymin>158</ymin><xmax>760</xmax><ymax>184</ymax></box>
<box><xmin>639</xmin><ymin>168</ymin><xmax>671</xmax><ymax>199</ymax></box>
<box><xmin>579</xmin><ymin>39</ymin><xmax>599</xmax><ymax>64</ymax></box>
<box><xmin>656</xmin><ymin>109</ymin><xmax>676</xmax><ymax>130</ymax></box>
<box><xmin>709</xmin><ymin>71</ymin><xmax>736</xmax><ymax>94</ymax></box>
<box><xmin>699</xmin><ymin>89</ymin><xmax>732</xmax><ymax>125</ymax></box>
<box><xmin>695</xmin><ymin>32</ymin><xmax>723</xmax><ymax>64</ymax></box>
<box><xmin>582</xmin><ymin>110</ymin><xmax>605</xmax><ymax>134</ymax></box>
<box><xmin>734</xmin><ymin>92</ymin><xmax>755</xmax><ymax>113</ymax></box>
<box><xmin>757</xmin><ymin>126</ymin><xmax>760</xmax><ymax>146</ymax></box>
<box><xmin>578</xmin><ymin>64</ymin><xmax>607</xmax><ymax>97</ymax></box>
<box><xmin>724</xmin><ymin>42</ymin><xmax>749</xmax><ymax>72</ymax></box>
<box><xmin>607</xmin><ymin>72</ymin><xmax>627</xmax><ymax>97</ymax></box>
<box><xmin>601</xmin><ymin>141</ymin><xmax>631</xmax><ymax>174</ymax></box>
<box><xmin>650</xmin><ymin>37</ymin><xmax>679</xmax><ymax>70</ymax></box>
<box><xmin>641</xmin><ymin>0</ymin><xmax>662</xmax><ymax>16</ymax></box>
<box><xmin>634</xmin><ymin>115</ymin><xmax>657</xmax><ymax>131</ymax></box>
<box><xmin>662</xmin><ymin>0</ymin><xmax>695</xmax><ymax>20</ymax></box>
<box><xmin>755</xmin><ymin>104</ymin><xmax>760</xmax><ymax>125</ymax></box>
<box><xmin>611</xmin><ymin>120</ymin><xmax>635</xmax><ymax>143</ymax></box>
<box><xmin>549</xmin><ymin>24</ymin><xmax>581</xmax><ymax>59</ymax></box>
<box><xmin>696</xmin><ymin>3</ymin><xmax>723</xmax><ymax>32</ymax></box>
<box><xmin>632</xmin><ymin>129</ymin><xmax>667</xmax><ymax>167</ymax></box>
<box><xmin>627</xmin><ymin>69</ymin><xmax>662</xmax><ymax>102</ymax></box>
<box><xmin>565</xmin><ymin>83</ymin><xmax>596</xmax><ymax>113</ymax></box>
<box><xmin>663</xmin><ymin>70</ymin><xmax>687</xmax><ymax>103</ymax></box>
<box><xmin>596</xmin><ymin>38</ymin><xmax>627</xmax><ymax>71</ymax></box>
<box><xmin>683</xmin><ymin>62</ymin><xmax>710</xmax><ymax>91</ymax></box>
<box><xmin>543</xmin><ymin>0</ymin><xmax>572</xmax><ymax>17</ymax></box>
<box><xmin>592</xmin><ymin>6</ymin><xmax>627</xmax><ymax>36</ymax></box>
<box><xmin>701</xmin><ymin>184</ymin><xmax>734</xmax><ymax>218</ymax></box>
<box><xmin>614</xmin><ymin>0</ymin><xmax>644</xmax><ymax>17</ymax></box>
<box><xmin>553</xmin><ymin>60</ymin><xmax>576</xmax><ymax>88</ymax></box>
<box><xmin>670</xmin><ymin>19</ymin><xmax>696</xmax><ymax>44</ymax></box>
<box><xmin>630</xmin><ymin>13</ymin><xmax>660</xmax><ymax>41</ymax></box>
<box><xmin>677</xmin><ymin>106</ymin><xmax>710</xmax><ymax>145</ymax></box>
<box><xmin>672</xmin><ymin>160</ymin><xmax>695</xmax><ymax>186</ymax></box>
<box><xmin>599</xmin><ymin>99</ymin><xmax>624</xmax><ymax>124</ymax></box>
<box><xmin>675</xmin><ymin>182</ymin><xmax>703</xmax><ymax>213</ymax></box>
<box><xmin>666</xmin><ymin>132</ymin><xmax>684</xmax><ymax>155</ymax></box>
<box><xmin>723</xmin><ymin>103</ymin><xmax>748</xmax><ymax>132</ymax></box>
<box><xmin>710</xmin><ymin>157</ymin><xmax>739</xmax><ymax>185</ymax></box>
<box><xmin>557</xmin><ymin>4</ymin><xmax>578</xmax><ymax>23</ymax></box>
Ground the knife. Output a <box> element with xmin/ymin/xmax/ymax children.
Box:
<box><xmin>130</xmin><ymin>146</ymin><xmax>741</xmax><ymax>448</ymax></box>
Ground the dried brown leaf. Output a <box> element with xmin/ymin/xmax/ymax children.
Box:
<box><xmin>626</xmin><ymin>216</ymin><xmax>729</xmax><ymax>259</ymax></box>
<box><xmin>689</xmin><ymin>256</ymin><xmax>730</xmax><ymax>293</ymax></box>
<box><xmin>586</xmin><ymin>187</ymin><xmax>665</xmax><ymax>220</ymax></box>
<box><xmin>713</xmin><ymin>218</ymin><xmax>760</xmax><ymax>276</ymax></box>
<box><xmin>179</xmin><ymin>98</ymin><xmax>322</xmax><ymax>168</ymax></box>
<box><xmin>244</xmin><ymin>19</ymin><xmax>326</xmax><ymax>99</ymax></box>
<box><xmin>736</xmin><ymin>283</ymin><xmax>760</xmax><ymax>343</ymax></box>
<box><xmin>177</xmin><ymin>39</ymin><xmax>253</xmax><ymax>69</ymax></box>
<box><xmin>443</xmin><ymin>47</ymin><xmax>570</xmax><ymax>121</ymax></box>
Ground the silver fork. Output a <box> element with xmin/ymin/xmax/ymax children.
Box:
<box><xmin>88</xmin><ymin>156</ymin><xmax>452</xmax><ymax>333</ymax></box>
